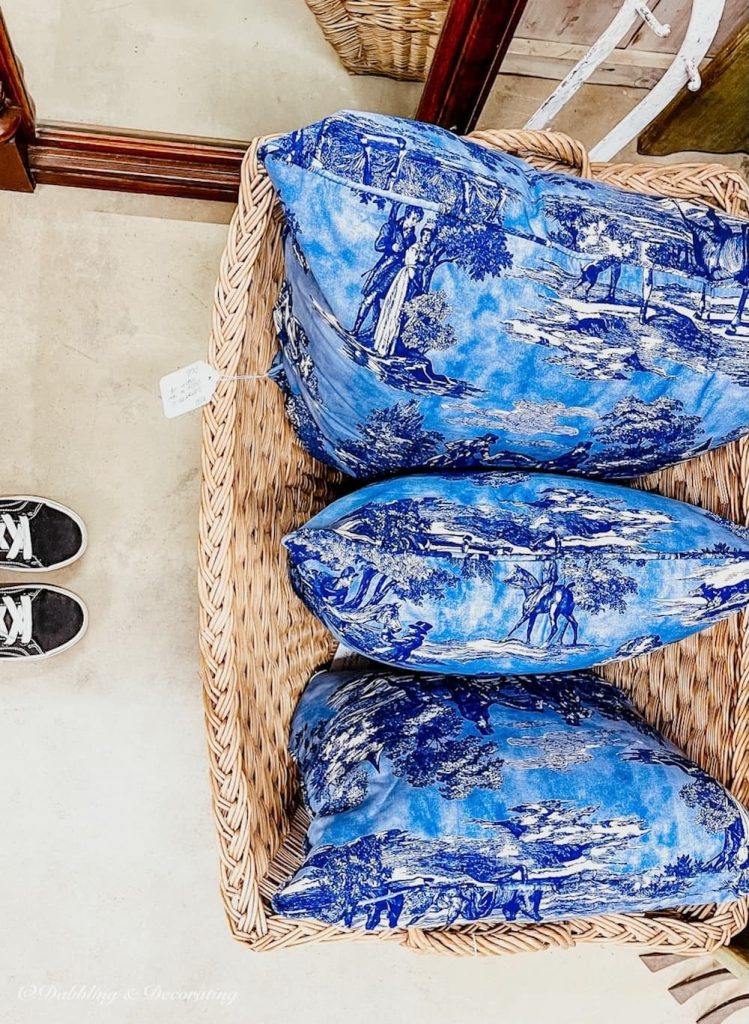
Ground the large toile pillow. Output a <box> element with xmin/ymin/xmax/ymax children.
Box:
<box><xmin>274</xmin><ymin>668</ymin><xmax>749</xmax><ymax>930</ymax></box>
<box><xmin>283</xmin><ymin>471</ymin><xmax>749</xmax><ymax>675</ymax></box>
<box><xmin>259</xmin><ymin>111</ymin><xmax>749</xmax><ymax>479</ymax></box>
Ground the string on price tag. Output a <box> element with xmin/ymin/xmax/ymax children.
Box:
<box><xmin>159</xmin><ymin>360</ymin><xmax>267</xmax><ymax>418</ymax></box>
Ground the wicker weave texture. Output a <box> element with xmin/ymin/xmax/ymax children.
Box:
<box><xmin>199</xmin><ymin>128</ymin><xmax>749</xmax><ymax>955</ymax></box>
<box><xmin>305</xmin><ymin>0</ymin><xmax>445</xmax><ymax>80</ymax></box>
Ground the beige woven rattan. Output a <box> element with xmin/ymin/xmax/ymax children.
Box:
<box><xmin>199</xmin><ymin>127</ymin><xmax>749</xmax><ymax>955</ymax></box>
<box><xmin>305</xmin><ymin>0</ymin><xmax>445</xmax><ymax>80</ymax></box>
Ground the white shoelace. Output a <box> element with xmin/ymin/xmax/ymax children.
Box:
<box><xmin>0</xmin><ymin>513</ymin><xmax>33</xmax><ymax>562</ymax></box>
<box><xmin>0</xmin><ymin>594</ymin><xmax>32</xmax><ymax>646</ymax></box>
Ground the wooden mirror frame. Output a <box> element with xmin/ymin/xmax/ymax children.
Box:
<box><xmin>0</xmin><ymin>1</ymin><xmax>528</xmax><ymax>201</ymax></box>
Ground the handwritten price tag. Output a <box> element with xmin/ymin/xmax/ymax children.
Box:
<box><xmin>159</xmin><ymin>361</ymin><xmax>221</xmax><ymax>419</ymax></box>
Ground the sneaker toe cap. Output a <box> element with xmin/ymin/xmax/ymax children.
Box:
<box><xmin>34</xmin><ymin>589</ymin><xmax>86</xmax><ymax>653</ymax></box>
<box><xmin>33</xmin><ymin>505</ymin><xmax>85</xmax><ymax>567</ymax></box>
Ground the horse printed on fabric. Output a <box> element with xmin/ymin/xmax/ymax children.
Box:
<box><xmin>283</xmin><ymin>472</ymin><xmax>749</xmax><ymax>676</ymax></box>
<box><xmin>676</xmin><ymin>204</ymin><xmax>749</xmax><ymax>332</ymax></box>
<box><xmin>274</xmin><ymin>669</ymin><xmax>749</xmax><ymax>931</ymax></box>
<box><xmin>260</xmin><ymin>111</ymin><xmax>749</xmax><ymax>479</ymax></box>
<box><xmin>505</xmin><ymin>562</ymin><xmax>579</xmax><ymax>647</ymax></box>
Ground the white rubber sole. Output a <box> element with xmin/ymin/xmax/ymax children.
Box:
<box><xmin>0</xmin><ymin>495</ymin><xmax>88</xmax><ymax>572</ymax></box>
<box><xmin>0</xmin><ymin>584</ymin><xmax>89</xmax><ymax>661</ymax></box>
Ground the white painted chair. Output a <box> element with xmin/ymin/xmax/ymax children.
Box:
<box><xmin>525</xmin><ymin>0</ymin><xmax>726</xmax><ymax>161</ymax></box>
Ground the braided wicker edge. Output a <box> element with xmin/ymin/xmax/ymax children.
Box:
<box><xmin>304</xmin><ymin>0</ymin><xmax>446</xmax><ymax>80</ymax></box>
<box><xmin>198</xmin><ymin>127</ymin><xmax>749</xmax><ymax>954</ymax></box>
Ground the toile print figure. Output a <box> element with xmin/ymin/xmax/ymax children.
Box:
<box><xmin>662</xmin><ymin>557</ymin><xmax>749</xmax><ymax>628</ymax></box>
<box><xmin>380</xmin><ymin>618</ymin><xmax>433</xmax><ymax>662</ymax></box>
<box><xmin>674</xmin><ymin>203</ymin><xmax>749</xmax><ymax>333</ymax></box>
<box><xmin>370</xmin><ymin>222</ymin><xmax>434</xmax><ymax>354</ymax></box>
<box><xmin>353</xmin><ymin>204</ymin><xmax>423</xmax><ymax>339</ymax></box>
<box><xmin>273</xmin><ymin>282</ymin><xmax>307</xmax><ymax>364</ymax></box>
<box><xmin>700</xmin><ymin>572</ymin><xmax>749</xmax><ymax>610</ymax></box>
<box><xmin>505</xmin><ymin>561</ymin><xmax>579</xmax><ymax>647</ymax></box>
<box><xmin>371</xmin><ymin>224</ymin><xmax>437</xmax><ymax>356</ymax></box>
<box><xmin>574</xmin><ymin>223</ymin><xmax>636</xmax><ymax>304</ymax></box>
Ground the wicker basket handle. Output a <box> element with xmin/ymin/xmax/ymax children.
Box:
<box><xmin>467</xmin><ymin>128</ymin><xmax>592</xmax><ymax>179</ymax></box>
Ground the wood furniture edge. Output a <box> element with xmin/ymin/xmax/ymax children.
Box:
<box><xmin>0</xmin><ymin>7</ymin><xmax>35</xmax><ymax>191</ymax></box>
<box><xmin>416</xmin><ymin>0</ymin><xmax>530</xmax><ymax>132</ymax></box>
<box><xmin>29</xmin><ymin>122</ymin><xmax>247</xmax><ymax>201</ymax></box>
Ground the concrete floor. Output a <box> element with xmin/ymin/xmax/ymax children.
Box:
<box><xmin>2</xmin><ymin>0</ymin><xmax>420</xmax><ymax>137</ymax></box>
<box><xmin>2</xmin><ymin>3</ymin><xmax>748</xmax><ymax>1023</ymax></box>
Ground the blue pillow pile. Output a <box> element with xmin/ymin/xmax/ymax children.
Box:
<box><xmin>258</xmin><ymin>112</ymin><xmax>749</xmax><ymax>933</ymax></box>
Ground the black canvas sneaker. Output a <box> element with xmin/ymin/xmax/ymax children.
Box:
<box><xmin>0</xmin><ymin>496</ymin><xmax>87</xmax><ymax>571</ymax></box>
<box><xmin>0</xmin><ymin>585</ymin><xmax>88</xmax><ymax>660</ymax></box>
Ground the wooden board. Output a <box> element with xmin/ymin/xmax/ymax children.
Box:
<box><xmin>639</xmin><ymin>19</ymin><xmax>749</xmax><ymax>155</ymax></box>
<box><xmin>504</xmin><ymin>37</ymin><xmax>686</xmax><ymax>88</ymax></box>
<box><xmin>517</xmin><ymin>0</ymin><xmax>745</xmax><ymax>57</ymax></box>
<box><xmin>626</xmin><ymin>0</ymin><xmax>748</xmax><ymax>54</ymax></box>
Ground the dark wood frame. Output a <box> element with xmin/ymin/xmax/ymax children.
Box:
<box><xmin>1</xmin><ymin>0</ymin><xmax>526</xmax><ymax>200</ymax></box>
<box><xmin>416</xmin><ymin>0</ymin><xmax>529</xmax><ymax>133</ymax></box>
<box><xmin>0</xmin><ymin>7</ymin><xmax>34</xmax><ymax>191</ymax></box>
<box><xmin>29</xmin><ymin>124</ymin><xmax>247</xmax><ymax>202</ymax></box>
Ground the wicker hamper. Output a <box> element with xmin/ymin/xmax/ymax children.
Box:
<box><xmin>199</xmin><ymin>127</ymin><xmax>749</xmax><ymax>955</ymax></box>
<box><xmin>305</xmin><ymin>0</ymin><xmax>446</xmax><ymax>80</ymax></box>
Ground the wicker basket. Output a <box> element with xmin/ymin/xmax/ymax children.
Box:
<box><xmin>198</xmin><ymin>128</ymin><xmax>749</xmax><ymax>955</ymax></box>
<box><xmin>305</xmin><ymin>0</ymin><xmax>446</xmax><ymax>80</ymax></box>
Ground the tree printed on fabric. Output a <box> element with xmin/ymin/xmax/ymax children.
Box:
<box><xmin>682</xmin><ymin>779</ymin><xmax>747</xmax><ymax>871</ymax></box>
<box><xmin>291</xmin><ymin>672</ymin><xmax>505</xmax><ymax>814</ymax></box>
<box><xmin>428</xmin><ymin>216</ymin><xmax>512</xmax><ymax>283</ymax></box>
<box><xmin>560</xmin><ymin>554</ymin><xmax>639</xmax><ymax>615</ymax></box>
<box><xmin>592</xmin><ymin>397</ymin><xmax>703</xmax><ymax>476</ymax></box>
<box><xmin>622</xmin><ymin>747</ymin><xmax>749</xmax><ymax>873</ymax></box>
<box><xmin>400</xmin><ymin>291</ymin><xmax>457</xmax><ymax>355</ymax></box>
<box><xmin>340</xmin><ymin>401</ymin><xmax>444</xmax><ymax>475</ymax></box>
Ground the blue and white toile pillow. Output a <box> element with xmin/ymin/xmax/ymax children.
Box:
<box><xmin>259</xmin><ymin>111</ymin><xmax>749</xmax><ymax>479</ymax></box>
<box><xmin>283</xmin><ymin>472</ymin><xmax>749</xmax><ymax>675</ymax></box>
<box><xmin>274</xmin><ymin>668</ymin><xmax>749</xmax><ymax>930</ymax></box>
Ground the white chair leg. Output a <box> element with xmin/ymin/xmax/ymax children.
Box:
<box><xmin>589</xmin><ymin>0</ymin><xmax>725</xmax><ymax>160</ymax></box>
<box><xmin>525</xmin><ymin>0</ymin><xmax>671</xmax><ymax>131</ymax></box>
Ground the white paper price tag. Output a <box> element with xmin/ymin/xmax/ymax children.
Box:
<box><xmin>160</xmin><ymin>360</ymin><xmax>220</xmax><ymax>419</ymax></box>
